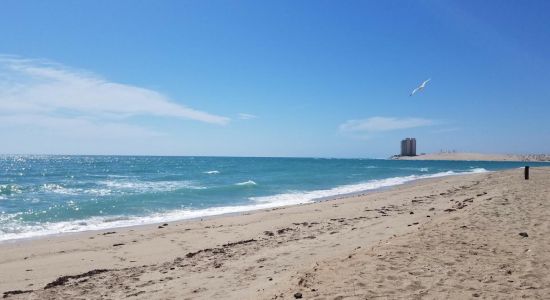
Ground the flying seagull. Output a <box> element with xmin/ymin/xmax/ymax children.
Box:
<box><xmin>410</xmin><ymin>78</ymin><xmax>431</xmax><ymax>96</ymax></box>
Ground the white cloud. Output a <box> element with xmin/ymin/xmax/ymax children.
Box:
<box><xmin>0</xmin><ymin>55</ymin><xmax>230</xmax><ymax>125</ymax></box>
<box><xmin>238</xmin><ymin>113</ymin><xmax>258</xmax><ymax>120</ymax></box>
<box><xmin>0</xmin><ymin>114</ymin><xmax>165</xmax><ymax>139</ymax></box>
<box><xmin>339</xmin><ymin>117</ymin><xmax>434</xmax><ymax>133</ymax></box>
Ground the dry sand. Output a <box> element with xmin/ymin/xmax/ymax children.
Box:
<box><xmin>393</xmin><ymin>152</ymin><xmax>550</xmax><ymax>162</ymax></box>
<box><xmin>1</xmin><ymin>168</ymin><xmax>549</xmax><ymax>299</ymax></box>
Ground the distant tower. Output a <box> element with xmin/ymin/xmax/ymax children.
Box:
<box><xmin>400</xmin><ymin>138</ymin><xmax>416</xmax><ymax>156</ymax></box>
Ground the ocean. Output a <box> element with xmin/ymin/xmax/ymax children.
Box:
<box><xmin>1</xmin><ymin>155</ymin><xmax>547</xmax><ymax>241</ymax></box>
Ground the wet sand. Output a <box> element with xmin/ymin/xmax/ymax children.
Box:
<box><xmin>1</xmin><ymin>168</ymin><xmax>549</xmax><ymax>299</ymax></box>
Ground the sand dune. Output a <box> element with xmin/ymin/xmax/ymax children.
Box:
<box><xmin>1</xmin><ymin>168</ymin><xmax>549</xmax><ymax>299</ymax></box>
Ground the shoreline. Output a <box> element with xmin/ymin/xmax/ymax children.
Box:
<box><xmin>2</xmin><ymin>167</ymin><xmax>549</xmax><ymax>299</ymax></box>
<box><xmin>392</xmin><ymin>152</ymin><xmax>550</xmax><ymax>162</ymax></box>
<box><xmin>0</xmin><ymin>168</ymin><xmax>490</xmax><ymax>244</ymax></box>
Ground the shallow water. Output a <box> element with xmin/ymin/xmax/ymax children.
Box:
<box><xmin>1</xmin><ymin>155</ymin><xmax>546</xmax><ymax>241</ymax></box>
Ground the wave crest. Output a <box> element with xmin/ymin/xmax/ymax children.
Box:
<box><xmin>0</xmin><ymin>184</ymin><xmax>22</xmax><ymax>196</ymax></box>
<box><xmin>0</xmin><ymin>168</ymin><xmax>489</xmax><ymax>242</ymax></box>
<box><xmin>98</xmin><ymin>180</ymin><xmax>205</xmax><ymax>193</ymax></box>
<box><xmin>235</xmin><ymin>180</ymin><xmax>257</xmax><ymax>186</ymax></box>
<box><xmin>250</xmin><ymin>168</ymin><xmax>488</xmax><ymax>205</ymax></box>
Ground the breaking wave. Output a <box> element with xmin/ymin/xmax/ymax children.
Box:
<box><xmin>235</xmin><ymin>180</ymin><xmax>257</xmax><ymax>186</ymax></box>
<box><xmin>0</xmin><ymin>168</ymin><xmax>489</xmax><ymax>242</ymax></box>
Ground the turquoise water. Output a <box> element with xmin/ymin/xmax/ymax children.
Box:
<box><xmin>1</xmin><ymin>155</ymin><xmax>547</xmax><ymax>241</ymax></box>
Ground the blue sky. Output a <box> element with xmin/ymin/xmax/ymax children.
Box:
<box><xmin>1</xmin><ymin>1</ymin><xmax>549</xmax><ymax>157</ymax></box>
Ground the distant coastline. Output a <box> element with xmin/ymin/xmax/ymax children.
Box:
<box><xmin>391</xmin><ymin>152</ymin><xmax>550</xmax><ymax>162</ymax></box>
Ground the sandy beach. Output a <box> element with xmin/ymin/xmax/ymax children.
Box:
<box><xmin>1</xmin><ymin>167</ymin><xmax>549</xmax><ymax>299</ymax></box>
<box><xmin>392</xmin><ymin>152</ymin><xmax>550</xmax><ymax>162</ymax></box>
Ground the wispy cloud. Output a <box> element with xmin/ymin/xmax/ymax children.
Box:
<box><xmin>0</xmin><ymin>55</ymin><xmax>230</xmax><ymax>125</ymax></box>
<box><xmin>339</xmin><ymin>116</ymin><xmax>434</xmax><ymax>133</ymax></box>
<box><xmin>0</xmin><ymin>114</ymin><xmax>165</xmax><ymax>139</ymax></box>
<box><xmin>238</xmin><ymin>113</ymin><xmax>258</xmax><ymax>120</ymax></box>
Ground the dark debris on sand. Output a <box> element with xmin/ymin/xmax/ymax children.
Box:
<box><xmin>44</xmin><ymin>269</ymin><xmax>111</xmax><ymax>289</ymax></box>
<box><xmin>3</xmin><ymin>290</ymin><xmax>33</xmax><ymax>299</ymax></box>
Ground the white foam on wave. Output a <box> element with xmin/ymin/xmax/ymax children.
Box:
<box><xmin>0</xmin><ymin>168</ymin><xmax>489</xmax><ymax>242</ymax></box>
<box><xmin>0</xmin><ymin>200</ymin><xmax>304</xmax><ymax>241</ymax></box>
<box><xmin>398</xmin><ymin>167</ymin><xmax>431</xmax><ymax>172</ymax></box>
<box><xmin>250</xmin><ymin>169</ymin><xmax>488</xmax><ymax>205</ymax></box>
<box><xmin>469</xmin><ymin>168</ymin><xmax>488</xmax><ymax>173</ymax></box>
<box><xmin>41</xmin><ymin>179</ymin><xmax>208</xmax><ymax>197</ymax></box>
<box><xmin>42</xmin><ymin>184</ymin><xmax>81</xmax><ymax>195</ymax></box>
<box><xmin>41</xmin><ymin>180</ymin><xmax>205</xmax><ymax>196</ymax></box>
<box><xmin>235</xmin><ymin>180</ymin><xmax>257</xmax><ymax>186</ymax></box>
<box><xmin>0</xmin><ymin>197</ymin><xmax>319</xmax><ymax>241</ymax></box>
<box><xmin>204</xmin><ymin>170</ymin><xmax>220</xmax><ymax>174</ymax></box>
<box><xmin>41</xmin><ymin>184</ymin><xmax>112</xmax><ymax>196</ymax></box>
<box><xmin>0</xmin><ymin>184</ymin><xmax>22</xmax><ymax>195</ymax></box>
<box><xmin>98</xmin><ymin>180</ymin><xmax>205</xmax><ymax>193</ymax></box>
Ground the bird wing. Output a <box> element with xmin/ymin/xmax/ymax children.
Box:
<box><xmin>410</xmin><ymin>87</ymin><xmax>420</xmax><ymax>96</ymax></box>
<box><xmin>421</xmin><ymin>78</ymin><xmax>431</xmax><ymax>87</ymax></box>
